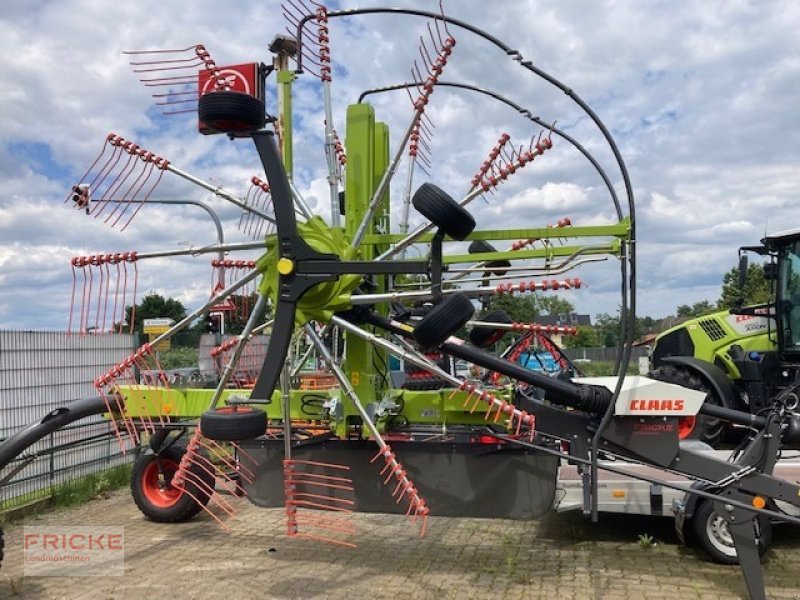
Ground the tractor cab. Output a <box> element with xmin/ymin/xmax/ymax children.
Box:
<box><xmin>649</xmin><ymin>228</ymin><xmax>800</xmax><ymax>446</ymax></box>
<box><xmin>761</xmin><ymin>228</ymin><xmax>800</xmax><ymax>357</ymax></box>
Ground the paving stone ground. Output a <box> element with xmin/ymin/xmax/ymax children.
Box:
<box><xmin>1</xmin><ymin>488</ymin><xmax>799</xmax><ymax>600</ymax></box>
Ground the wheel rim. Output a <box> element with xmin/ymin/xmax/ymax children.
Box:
<box><xmin>141</xmin><ymin>458</ymin><xmax>182</xmax><ymax>508</ymax></box>
<box><xmin>214</xmin><ymin>406</ymin><xmax>256</xmax><ymax>414</ymax></box>
<box><xmin>706</xmin><ymin>512</ymin><xmax>737</xmax><ymax>557</ymax></box>
<box><xmin>678</xmin><ymin>416</ymin><xmax>696</xmax><ymax>440</ymax></box>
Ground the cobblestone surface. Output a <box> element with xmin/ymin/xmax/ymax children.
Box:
<box><xmin>1</xmin><ymin>489</ymin><xmax>799</xmax><ymax>599</ymax></box>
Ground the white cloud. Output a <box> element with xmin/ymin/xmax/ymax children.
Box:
<box><xmin>1</xmin><ymin>0</ymin><xmax>799</xmax><ymax>329</ymax></box>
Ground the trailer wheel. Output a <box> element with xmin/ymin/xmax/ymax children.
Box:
<box><xmin>693</xmin><ymin>500</ymin><xmax>772</xmax><ymax>564</ymax></box>
<box><xmin>469</xmin><ymin>309</ymin><xmax>513</xmax><ymax>347</ymax></box>
<box><xmin>200</xmin><ymin>406</ymin><xmax>266</xmax><ymax>442</ymax></box>
<box><xmin>198</xmin><ymin>91</ymin><xmax>266</xmax><ymax>134</ymax></box>
<box><xmin>412</xmin><ymin>183</ymin><xmax>475</xmax><ymax>241</ymax></box>
<box><xmin>649</xmin><ymin>365</ymin><xmax>726</xmax><ymax>447</ymax></box>
<box><xmin>413</xmin><ymin>293</ymin><xmax>475</xmax><ymax>349</ymax></box>
<box><xmin>131</xmin><ymin>443</ymin><xmax>213</xmax><ymax>523</ymax></box>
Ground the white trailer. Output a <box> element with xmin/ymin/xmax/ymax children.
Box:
<box><xmin>554</xmin><ymin>445</ymin><xmax>800</xmax><ymax>563</ymax></box>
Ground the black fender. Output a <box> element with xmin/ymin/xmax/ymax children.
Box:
<box><xmin>0</xmin><ymin>396</ymin><xmax>111</xmax><ymax>474</ymax></box>
<box><xmin>661</xmin><ymin>356</ymin><xmax>741</xmax><ymax>410</ymax></box>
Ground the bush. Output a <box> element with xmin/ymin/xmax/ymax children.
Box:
<box><xmin>156</xmin><ymin>347</ymin><xmax>199</xmax><ymax>370</ymax></box>
<box><xmin>576</xmin><ymin>361</ymin><xmax>637</xmax><ymax>377</ymax></box>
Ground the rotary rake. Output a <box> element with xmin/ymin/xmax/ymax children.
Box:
<box><xmin>2</xmin><ymin>5</ymin><xmax>800</xmax><ymax>600</ymax></box>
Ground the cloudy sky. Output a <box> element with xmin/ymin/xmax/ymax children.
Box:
<box><xmin>1</xmin><ymin>0</ymin><xmax>798</xmax><ymax>330</ymax></box>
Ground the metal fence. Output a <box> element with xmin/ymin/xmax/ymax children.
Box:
<box><xmin>0</xmin><ymin>330</ymin><xmax>137</xmax><ymax>509</ymax></box>
<box><xmin>562</xmin><ymin>346</ymin><xmax>650</xmax><ymax>363</ymax></box>
<box><xmin>199</xmin><ymin>333</ymin><xmax>270</xmax><ymax>386</ymax></box>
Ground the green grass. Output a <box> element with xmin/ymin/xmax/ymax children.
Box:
<box><xmin>51</xmin><ymin>464</ymin><xmax>132</xmax><ymax>508</ymax></box>
<box><xmin>638</xmin><ymin>532</ymin><xmax>657</xmax><ymax>548</ymax></box>
<box><xmin>1</xmin><ymin>464</ymin><xmax>132</xmax><ymax>520</ymax></box>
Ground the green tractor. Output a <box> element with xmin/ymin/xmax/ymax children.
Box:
<box><xmin>650</xmin><ymin>228</ymin><xmax>800</xmax><ymax>446</ymax></box>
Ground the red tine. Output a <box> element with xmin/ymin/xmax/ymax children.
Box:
<box><xmin>123</xmin><ymin>45</ymin><xmax>200</xmax><ymax>55</ymax></box>
<box><xmin>109</xmin><ymin>160</ymin><xmax>154</xmax><ymax>229</ymax></box>
<box><xmin>129</xmin><ymin>257</ymin><xmax>139</xmax><ymax>333</ymax></box>
<box><xmin>93</xmin><ymin>259</ymin><xmax>104</xmax><ymax>331</ymax></box>
<box><xmin>120</xmin><ymin>166</ymin><xmax>165</xmax><ymax>231</ymax></box>
<box><xmin>85</xmin><ymin>145</ymin><xmax>125</xmax><ymax>217</ymax></box>
<box><xmin>67</xmin><ymin>260</ymin><xmax>78</xmax><ymax>334</ymax></box>
<box><xmin>65</xmin><ymin>138</ymin><xmax>110</xmax><ymax>205</ymax></box>
<box><xmin>284</xmin><ymin>458</ymin><xmax>357</xmax><ymax>547</ymax></box>
<box><xmin>118</xmin><ymin>260</ymin><xmax>128</xmax><ymax>334</ymax></box>
<box><xmin>99</xmin><ymin>143</ymin><xmax>140</xmax><ymax>213</ymax></box>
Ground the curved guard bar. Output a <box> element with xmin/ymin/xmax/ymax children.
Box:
<box><xmin>0</xmin><ymin>396</ymin><xmax>110</xmax><ymax>474</ymax></box>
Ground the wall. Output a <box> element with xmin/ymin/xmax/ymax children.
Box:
<box><xmin>0</xmin><ymin>331</ymin><xmax>137</xmax><ymax>508</ymax></box>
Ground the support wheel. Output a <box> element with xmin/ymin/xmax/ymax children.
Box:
<box><xmin>693</xmin><ymin>499</ymin><xmax>772</xmax><ymax>564</ymax></box>
<box><xmin>468</xmin><ymin>240</ymin><xmax>511</xmax><ymax>276</ymax></box>
<box><xmin>148</xmin><ymin>427</ymin><xmax>171</xmax><ymax>451</ymax></box>
<box><xmin>200</xmin><ymin>406</ymin><xmax>267</xmax><ymax>442</ymax></box>
<box><xmin>469</xmin><ymin>309</ymin><xmax>513</xmax><ymax>347</ymax></box>
<box><xmin>131</xmin><ymin>443</ymin><xmax>214</xmax><ymax>522</ymax></box>
<box><xmin>412</xmin><ymin>183</ymin><xmax>475</xmax><ymax>241</ymax></box>
<box><xmin>413</xmin><ymin>293</ymin><xmax>475</xmax><ymax>349</ymax></box>
<box><xmin>649</xmin><ymin>365</ymin><xmax>726</xmax><ymax>447</ymax></box>
<box><xmin>198</xmin><ymin>91</ymin><xmax>266</xmax><ymax>134</ymax></box>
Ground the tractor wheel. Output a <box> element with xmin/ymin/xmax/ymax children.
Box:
<box><xmin>131</xmin><ymin>443</ymin><xmax>214</xmax><ymax>523</ymax></box>
<box><xmin>469</xmin><ymin>309</ymin><xmax>513</xmax><ymax>347</ymax></box>
<box><xmin>413</xmin><ymin>293</ymin><xmax>475</xmax><ymax>349</ymax></box>
<box><xmin>198</xmin><ymin>91</ymin><xmax>266</xmax><ymax>134</ymax></box>
<box><xmin>649</xmin><ymin>365</ymin><xmax>727</xmax><ymax>447</ymax></box>
<box><xmin>468</xmin><ymin>240</ymin><xmax>511</xmax><ymax>276</ymax></box>
<box><xmin>200</xmin><ymin>406</ymin><xmax>266</xmax><ymax>442</ymax></box>
<box><xmin>412</xmin><ymin>183</ymin><xmax>475</xmax><ymax>241</ymax></box>
<box><xmin>693</xmin><ymin>499</ymin><xmax>772</xmax><ymax>564</ymax></box>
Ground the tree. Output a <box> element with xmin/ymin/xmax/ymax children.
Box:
<box><xmin>486</xmin><ymin>294</ymin><xmax>539</xmax><ymax>324</ymax></box>
<box><xmin>676</xmin><ymin>300</ymin><xmax>716</xmax><ymax>319</ymax></box>
<box><xmin>717</xmin><ymin>262</ymin><xmax>771</xmax><ymax>309</ymax></box>
<box><xmin>537</xmin><ymin>295</ymin><xmax>575</xmax><ymax>316</ymax></box>
<box><xmin>486</xmin><ymin>294</ymin><xmax>575</xmax><ymax>324</ymax></box>
<box><xmin>125</xmin><ymin>293</ymin><xmax>187</xmax><ymax>334</ymax></box>
<box><xmin>594</xmin><ymin>313</ymin><xmax>621</xmax><ymax>347</ymax></box>
<box><xmin>564</xmin><ymin>325</ymin><xmax>600</xmax><ymax>348</ymax></box>
<box><xmin>124</xmin><ymin>293</ymin><xmax>200</xmax><ymax>347</ymax></box>
<box><xmin>592</xmin><ymin>312</ymin><xmax>647</xmax><ymax>347</ymax></box>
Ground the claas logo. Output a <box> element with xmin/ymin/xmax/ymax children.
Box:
<box><xmin>629</xmin><ymin>399</ymin><xmax>685</xmax><ymax>411</ymax></box>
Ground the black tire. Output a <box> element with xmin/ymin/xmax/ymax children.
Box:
<box><xmin>131</xmin><ymin>443</ymin><xmax>214</xmax><ymax>523</ymax></box>
<box><xmin>468</xmin><ymin>240</ymin><xmax>511</xmax><ymax>276</ymax></box>
<box><xmin>412</xmin><ymin>183</ymin><xmax>475</xmax><ymax>241</ymax></box>
<box><xmin>469</xmin><ymin>309</ymin><xmax>513</xmax><ymax>347</ymax></box>
<box><xmin>0</xmin><ymin>526</ymin><xmax>4</xmax><ymax>569</ymax></box>
<box><xmin>649</xmin><ymin>365</ymin><xmax>727</xmax><ymax>447</ymax></box>
<box><xmin>693</xmin><ymin>499</ymin><xmax>772</xmax><ymax>564</ymax></box>
<box><xmin>200</xmin><ymin>406</ymin><xmax>266</xmax><ymax>442</ymax></box>
<box><xmin>148</xmin><ymin>428</ymin><xmax>171</xmax><ymax>451</ymax></box>
<box><xmin>413</xmin><ymin>293</ymin><xmax>475</xmax><ymax>349</ymax></box>
<box><xmin>198</xmin><ymin>91</ymin><xmax>266</xmax><ymax>134</ymax></box>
